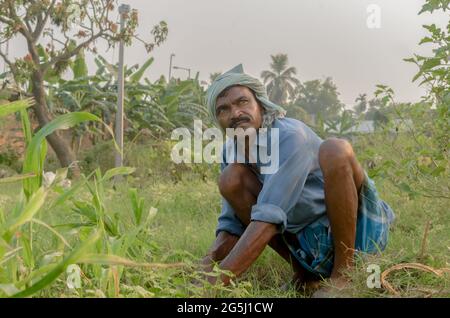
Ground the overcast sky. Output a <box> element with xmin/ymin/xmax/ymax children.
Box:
<box><xmin>1</xmin><ymin>0</ymin><xmax>448</xmax><ymax>106</ymax></box>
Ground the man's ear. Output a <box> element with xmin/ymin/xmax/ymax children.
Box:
<box><xmin>258</xmin><ymin>102</ymin><xmax>265</xmax><ymax>115</ymax></box>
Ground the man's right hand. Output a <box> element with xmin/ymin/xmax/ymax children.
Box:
<box><xmin>194</xmin><ymin>231</ymin><xmax>240</xmax><ymax>283</ymax></box>
<box><xmin>203</xmin><ymin>231</ymin><xmax>240</xmax><ymax>264</ymax></box>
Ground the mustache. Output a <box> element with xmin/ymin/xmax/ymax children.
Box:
<box><xmin>230</xmin><ymin>116</ymin><xmax>251</xmax><ymax>128</ymax></box>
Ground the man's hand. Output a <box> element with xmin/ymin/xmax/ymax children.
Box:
<box><xmin>197</xmin><ymin>222</ymin><xmax>278</xmax><ymax>287</ymax></box>
<box><xmin>219</xmin><ymin>221</ymin><xmax>278</xmax><ymax>285</ymax></box>
<box><xmin>196</xmin><ymin>231</ymin><xmax>239</xmax><ymax>281</ymax></box>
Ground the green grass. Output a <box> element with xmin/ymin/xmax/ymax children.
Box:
<box><xmin>142</xmin><ymin>175</ymin><xmax>450</xmax><ymax>298</ymax></box>
<box><xmin>0</xmin><ymin>136</ymin><xmax>449</xmax><ymax>298</ymax></box>
<box><xmin>344</xmin><ymin>177</ymin><xmax>450</xmax><ymax>297</ymax></box>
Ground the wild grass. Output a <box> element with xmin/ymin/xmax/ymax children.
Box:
<box><xmin>0</xmin><ymin>0</ymin><xmax>448</xmax><ymax>298</ymax></box>
<box><xmin>0</xmin><ymin>135</ymin><xmax>449</xmax><ymax>298</ymax></box>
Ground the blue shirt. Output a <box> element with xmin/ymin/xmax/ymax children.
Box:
<box><xmin>216</xmin><ymin>117</ymin><xmax>329</xmax><ymax>236</ymax></box>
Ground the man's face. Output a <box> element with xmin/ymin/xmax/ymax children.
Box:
<box><xmin>215</xmin><ymin>85</ymin><xmax>264</xmax><ymax>131</ymax></box>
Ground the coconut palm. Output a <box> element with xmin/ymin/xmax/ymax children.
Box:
<box><xmin>355</xmin><ymin>93</ymin><xmax>368</xmax><ymax>115</ymax></box>
<box><xmin>261</xmin><ymin>54</ymin><xmax>300</xmax><ymax>105</ymax></box>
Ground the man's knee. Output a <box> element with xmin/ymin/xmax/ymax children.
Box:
<box><xmin>319</xmin><ymin>138</ymin><xmax>355</xmax><ymax>176</ymax></box>
<box><xmin>218</xmin><ymin>164</ymin><xmax>249</xmax><ymax>199</ymax></box>
<box><xmin>319</xmin><ymin>138</ymin><xmax>365</xmax><ymax>188</ymax></box>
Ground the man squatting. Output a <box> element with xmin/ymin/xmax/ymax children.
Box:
<box><xmin>199</xmin><ymin>64</ymin><xmax>395</xmax><ymax>297</ymax></box>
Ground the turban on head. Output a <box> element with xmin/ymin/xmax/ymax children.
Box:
<box><xmin>206</xmin><ymin>64</ymin><xmax>286</xmax><ymax>130</ymax></box>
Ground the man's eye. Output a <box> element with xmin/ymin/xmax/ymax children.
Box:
<box><xmin>239</xmin><ymin>99</ymin><xmax>248</xmax><ymax>105</ymax></box>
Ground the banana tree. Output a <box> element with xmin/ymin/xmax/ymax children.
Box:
<box><xmin>324</xmin><ymin>110</ymin><xmax>359</xmax><ymax>138</ymax></box>
<box><xmin>49</xmin><ymin>54</ymin><xmax>211</xmax><ymax>144</ymax></box>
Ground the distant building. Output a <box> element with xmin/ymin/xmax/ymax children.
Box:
<box><xmin>324</xmin><ymin>119</ymin><xmax>414</xmax><ymax>135</ymax></box>
<box><xmin>350</xmin><ymin>120</ymin><xmax>375</xmax><ymax>133</ymax></box>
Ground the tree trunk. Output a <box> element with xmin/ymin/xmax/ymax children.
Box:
<box><xmin>31</xmin><ymin>71</ymin><xmax>81</xmax><ymax>178</ymax></box>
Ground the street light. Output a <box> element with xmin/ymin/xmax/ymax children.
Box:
<box><xmin>168</xmin><ymin>53</ymin><xmax>175</xmax><ymax>81</ymax></box>
<box><xmin>172</xmin><ymin>65</ymin><xmax>191</xmax><ymax>79</ymax></box>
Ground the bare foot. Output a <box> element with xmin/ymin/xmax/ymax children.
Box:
<box><xmin>281</xmin><ymin>271</ymin><xmax>323</xmax><ymax>296</ymax></box>
<box><xmin>280</xmin><ymin>271</ymin><xmax>306</xmax><ymax>292</ymax></box>
<box><xmin>311</xmin><ymin>276</ymin><xmax>350</xmax><ymax>298</ymax></box>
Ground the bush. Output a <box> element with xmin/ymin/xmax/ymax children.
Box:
<box><xmin>78</xmin><ymin>138</ymin><xmax>220</xmax><ymax>185</ymax></box>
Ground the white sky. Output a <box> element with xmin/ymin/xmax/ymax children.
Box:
<box><xmin>1</xmin><ymin>0</ymin><xmax>448</xmax><ymax>106</ymax></box>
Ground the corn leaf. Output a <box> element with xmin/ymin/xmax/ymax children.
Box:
<box><xmin>3</xmin><ymin>187</ymin><xmax>47</xmax><ymax>235</ymax></box>
<box><xmin>0</xmin><ymin>99</ymin><xmax>34</xmax><ymax>117</ymax></box>
<box><xmin>20</xmin><ymin>108</ymin><xmax>32</xmax><ymax>147</ymax></box>
<box><xmin>11</xmin><ymin>230</ymin><xmax>101</xmax><ymax>298</ymax></box>
<box><xmin>22</xmin><ymin>112</ymin><xmax>102</xmax><ymax>199</ymax></box>
<box><xmin>102</xmin><ymin>167</ymin><xmax>136</xmax><ymax>182</ymax></box>
<box><xmin>78</xmin><ymin>253</ymin><xmax>185</xmax><ymax>269</ymax></box>
<box><xmin>0</xmin><ymin>173</ymin><xmax>36</xmax><ymax>184</ymax></box>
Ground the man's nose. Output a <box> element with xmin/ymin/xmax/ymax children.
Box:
<box><xmin>230</xmin><ymin>105</ymin><xmax>244</xmax><ymax>119</ymax></box>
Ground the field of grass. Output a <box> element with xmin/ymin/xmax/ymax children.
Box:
<box><xmin>0</xmin><ymin>136</ymin><xmax>448</xmax><ymax>298</ymax></box>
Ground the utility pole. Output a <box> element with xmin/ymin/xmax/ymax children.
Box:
<box><xmin>114</xmin><ymin>4</ymin><xmax>130</xmax><ymax>178</ymax></box>
<box><xmin>169</xmin><ymin>53</ymin><xmax>175</xmax><ymax>81</ymax></box>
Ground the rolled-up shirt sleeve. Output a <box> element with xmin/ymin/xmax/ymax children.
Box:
<box><xmin>250</xmin><ymin>130</ymin><xmax>314</xmax><ymax>232</ymax></box>
<box><xmin>215</xmin><ymin>197</ymin><xmax>245</xmax><ymax>237</ymax></box>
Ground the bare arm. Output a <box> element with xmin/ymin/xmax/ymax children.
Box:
<box><xmin>200</xmin><ymin>231</ymin><xmax>239</xmax><ymax>272</ymax></box>
<box><xmin>219</xmin><ymin>221</ymin><xmax>278</xmax><ymax>285</ymax></box>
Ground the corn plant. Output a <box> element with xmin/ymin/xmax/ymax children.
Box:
<box><xmin>67</xmin><ymin>167</ymin><xmax>161</xmax><ymax>297</ymax></box>
<box><xmin>0</xmin><ymin>102</ymin><xmax>172</xmax><ymax>297</ymax></box>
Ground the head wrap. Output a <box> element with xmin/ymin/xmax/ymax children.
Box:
<box><xmin>206</xmin><ymin>64</ymin><xmax>286</xmax><ymax>129</ymax></box>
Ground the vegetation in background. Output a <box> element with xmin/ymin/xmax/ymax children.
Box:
<box><xmin>0</xmin><ymin>0</ymin><xmax>168</xmax><ymax>176</ymax></box>
<box><xmin>261</xmin><ymin>54</ymin><xmax>299</xmax><ymax>105</ymax></box>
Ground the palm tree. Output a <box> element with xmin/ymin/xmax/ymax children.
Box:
<box><xmin>355</xmin><ymin>93</ymin><xmax>368</xmax><ymax>115</ymax></box>
<box><xmin>261</xmin><ymin>54</ymin><xmax>300</xmax><ymax>105</ymax></box>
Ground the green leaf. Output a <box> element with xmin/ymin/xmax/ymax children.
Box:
<box><xmin>0</xmin><ymin>99</ymin><xmax>34</xmax><ymax>118</ymax></box>
<box><xmin>14</xmin><ymin>264</ymin><xmax>56</xmax><ymax>289</ymax></box>
<box><xmin>72</xmin><ymin>201</ymin><xmax>98</xmax><ymax>223</ymax></box>
<box><xmin>20</xmin><ymin>233</ymin><xmax>35</xmax><ymax>269</ymax></box>
<box><xmin>0</xmin><ymin>173</ymin><xmax>36</xmax><ymax>184</ymax></box>
<box><xmin>0</xmin><ymin>235</ymin><xmax>8</xmax><ymax>261</ymax></box>
<box><xmin>78</xmin><ymin>253</ymin><xmax>184</xmax><ymax>269</ymax></box>
<box><xmin>36</xmin><ymin>44</ymin><xmax>49</xmax><ymax>64</ymax></box>
<box><xmin>130</xmin><ymin>57</ymin><xmax>154</xmax><ymax>83</ymax></box>
<box><xmin>53</xmin><ymin>168</ymin><xmax>68</xmax><ymax>186</ymax></box>
<box><xmin>22</xmin><ymin>112</ymin><xmax>102</xmax><ymax>199</ymax></box>
<box><xmin>412</xmin><ymin>71</ymin><xmax>423</xmax><ymax>82</ymax></box>
<box><xmin>419</xmin><ymin>76</ymin><xmax>434</xmax><ymax>86</ymax></box>
<box><xmin>20</xmin><ymin>108</ymin><xmax>32</xmax><ymax>147</ymax></box>
<box><xmin>39</xmin><ymin>139</ymin><xmax>47</xmax><ymax>186</ymax></box>
<box><xmin>403</xmin><ymin>57</ymin><xmax>416</xmax><ymax>63</ymax></box>
<box><xmin>422</xmin><ymin>24</ymin><xmax>439</xmax><ymax>35</ymax></box>
<box><xmin>421</xmin><ymin>58</ymin><xmax>441</xmax><ymax>71</ymax></box>
<box><xmin>418</xmin><ymin>3</ymin><xmax>430</xmax><ymax>14</ymax></box>
<box><xmin>72</xmin><ymin>49</ymin><xmax>88</xmax><ymax>79</ymax></box>
<box><xmin>48</xmin><ymin>171</ymin><xmax>95</xmax><ymax>210</ymax></box>
<box><xmin>11</xmin><ymin>230</ymin><xmax>101</xmax><ymax>298</ymax></box>
<box><xmin>102</xmin><ymin>167</ymin><xmax>136</xmax><ymax>182</ymax></box>
<box><xmin>129</xmin><ymin>188</ymin><xmax>144</xmax><ymax>225</ymax></box>
<box><xmin>419</xmin><ymin>37</ymin><xmax>434</xmax><ymax>45</ymax></box>
<box><xmin>3</xmin><ymin>187</ymin><xmax>47</xmax><ymax>234</ymax></box>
